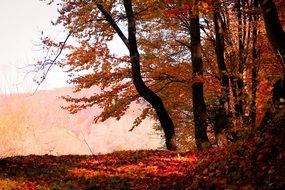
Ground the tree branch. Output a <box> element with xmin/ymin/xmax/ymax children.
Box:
<box><xmin>96</xmin><ymin>4</ymin><xmax>130</xmax><ymax>49</ymax></box>
<box><xmin>175</xmin><ymin>39</ymin><xmax>191</xmax><ymax>50</ymax></box>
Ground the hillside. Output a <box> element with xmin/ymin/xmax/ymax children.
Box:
<box><xmin>0</xmin><ymin>109</ymin><xmax>284</xmax><ymax>189</ymax></box>
<box><xmin>0</xmin><ymin>87</ymin><xmax>161</xmax><ymax>157</ymax></box>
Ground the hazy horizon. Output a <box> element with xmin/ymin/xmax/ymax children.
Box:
<box><xmin>0</xmin><ymin>86</ymin><xmax>161</xmax><ymax>157</ymax></box>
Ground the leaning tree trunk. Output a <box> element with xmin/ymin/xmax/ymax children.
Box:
<box><xmin>97</xmin><ymin>1</ymin><xmax>177</xmax><ymax>150</ymax></box>
<box><xmin>123</xmin><ymin>0</ymin><xmax>177</xmax><ymax>150</ymax></box>
<box><xmin>190</xmin><ymin>15</ymin><xmax>212</xmax><ymax>150</ymax></box>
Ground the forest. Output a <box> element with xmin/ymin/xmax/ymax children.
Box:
<box><xmin>1</xmin><ymin>0</ymin><xmax>285</xmax><ymax>189</ymax></box>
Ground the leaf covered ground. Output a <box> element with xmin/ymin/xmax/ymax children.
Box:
<box><xmin>1</xmin><ymin>111</ymin><xmax>285</xmax><ymax>189</ymax></box>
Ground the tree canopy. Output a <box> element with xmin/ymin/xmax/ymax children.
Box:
<box><xmin>36</xmin><ymin>0</ymin><xmax>285</xmax><ymax>150</ymax></box>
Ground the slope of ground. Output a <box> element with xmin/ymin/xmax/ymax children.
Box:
<box><xmin>0</xmin><ymin>109</ymin><xmax>284</xmax><ymax>189</ymax></box>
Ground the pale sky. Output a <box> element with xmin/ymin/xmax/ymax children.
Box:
<box><xmin>0</xmin><ymin>1</ymin><xmax>128</xmax><ymax>95</ymax></box>
<box><xmin>0</xmin><ymin>0</ymin><xmax>69</xmax><ymax>94</ymax></box>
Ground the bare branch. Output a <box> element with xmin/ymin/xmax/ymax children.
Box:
<box><xmin>35</xmin><ymin>31</ymin><xmax>72</xmax><ymax>90</ymax></box>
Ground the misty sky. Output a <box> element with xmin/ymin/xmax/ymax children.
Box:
<box><xmin>0</xmin><ymin>0</ymin><xmax>69</xmax><ymax>94</ymax></box>
<box><xmin>0</xmin><ymin>1</ymin><xmax>129</xmax><ymax>95</ymax></box>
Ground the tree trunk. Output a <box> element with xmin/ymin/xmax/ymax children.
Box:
<box><xmin>123</xmin><ymin>0</ymin><xmax>177</xmax><ymax>150</ymax></box>
<box><xmin>213</xmin><ymin>1</ymin><xmax>231</xmax><ymax>143</ymax></box>
<box><xmin>251</xmin><ymin>0</ymin><xmax>259</xmax><ymax>128</ymax></box>
<box><xmin>259</xmin><ymin>0</ymin><xmax>285</xmax><ymax>64</ymax></box>
<box><xmin>190</xmin><ymin>15</ymin><xmax>212</xmax><ymax>150</ymax></box>
<box><xmin>259</xmin><ymin>0</ymin><xmax>285</xmax><ymax>112</ymax></box>
<box><xmin>251</xmin><ymin>56</ymin><xmax>258</xmax><ymax>127</ymax></box>
<box><xmin>213</xmin><ymin>5</ymin><xmax>230</xmax><ymax>108</ymax></box>
<box><xmin>97</xmin><ymin>1</ymin><xmax>177</xmax><ymax>150</ymax></box>
<box><xmin>235</xmin><ymin>0</ymin><xmax>245</xmax><ymax>119</ymax></box>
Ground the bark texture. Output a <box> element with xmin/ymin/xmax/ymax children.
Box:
<box><xmin>190</xmin><ymin>15</ymin><xmax>212</xmax><ymax>150</ymax></box>
<box><xmin>213</xmin><ymin>1</ymin><xmax>231</xmax><ymax>143</ymax></box>
<box><xmin>251</xmin><ymin>0</ymin><xmax>259</xmax><ymax>127</ymax></box>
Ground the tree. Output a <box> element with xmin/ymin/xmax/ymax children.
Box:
<box><xmin>212</xmin><ymin>0</ymin><xmax>231</xmax><ymax>143</ymax></box>
<box><xmin>153</xmin><ymin>0</ymin><xmax>213</xmax><ymax>149</ymax></box>
<box><xmin>259</xmin><ymin>0</ymin><xmax>285</xmax><ymax>64</ymax></box>
<box><xmin>250</xmin><ymin>0</ymin><xmax>260</xmax><ymax>127</ymax></box>
<box><xmin>190</xmin><ymin>3</ymin><xmax>212</xmax><ymax>150</ymax></box>
<box><xmin>38</xmin><ymin>0</ymin><xmax>177</xmax><ymax>150</ymax></box>
<box><xmin>118</xmin><ymin>0</ymin><xmax>177</xmax><ymax>150</ymax></box>
<box><xmin>259</xmin><ymin>0</ymin><xmax>285</xmax><ymax>106</ymax></box>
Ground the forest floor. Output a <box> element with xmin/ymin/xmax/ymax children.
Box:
<box><xmin>1</xmin><ymin>110</ymin><xmax>285</xmax><ymax>190</ymax></box>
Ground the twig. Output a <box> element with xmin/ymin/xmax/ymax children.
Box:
<box><xmin>80</xmin><ymin>130</ymin><xmax>95</xmax><ymax>155</ymax></box>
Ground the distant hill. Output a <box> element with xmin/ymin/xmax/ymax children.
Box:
<box><xmin>0</xmin><ymin>87</ymin><xmax>161</xmax><ymax>157</ymax></box>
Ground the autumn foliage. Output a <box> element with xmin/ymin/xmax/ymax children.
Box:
<box><xmin>34</xmin><ymin>1</ymin><xmax>285</xmax><ymax>149</ymax></box>
<box><xmin>2</xmin><ymin>0</ymin><xmax>285</xmax><ymax>189</ymax></box>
